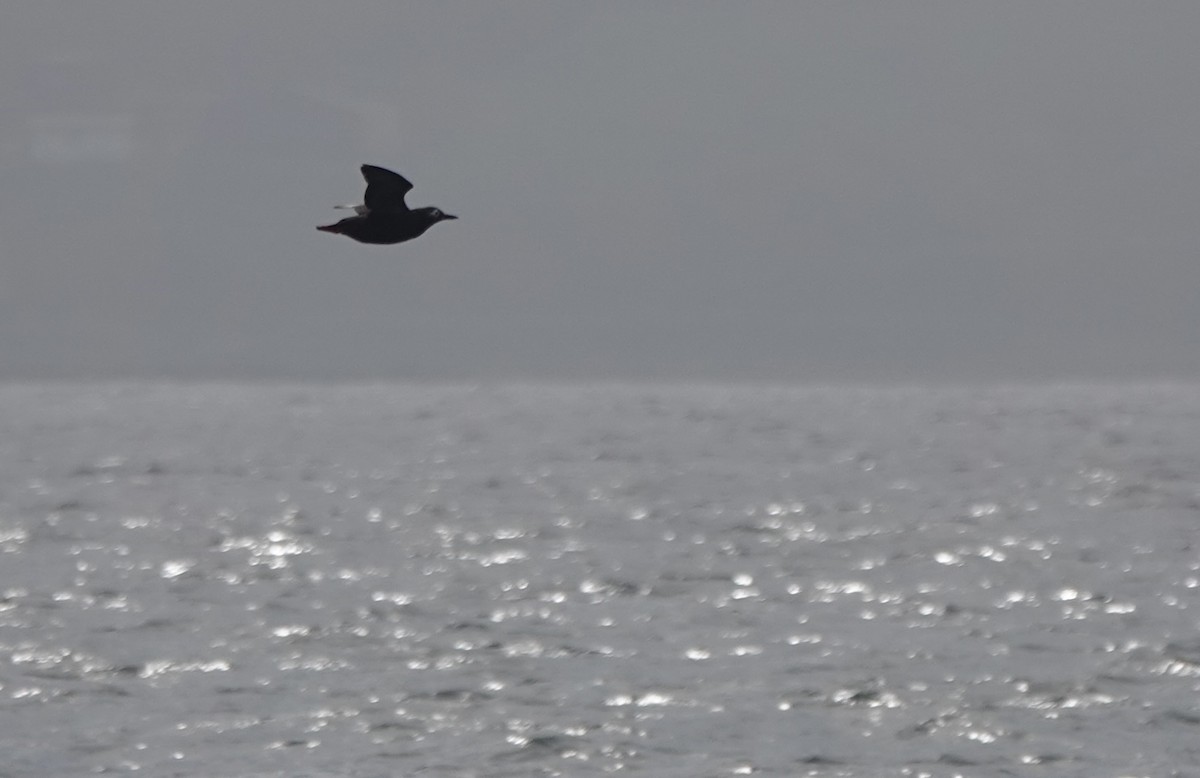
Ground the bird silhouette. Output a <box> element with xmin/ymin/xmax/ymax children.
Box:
<box><xmin>317</xmin><ymin>164</ymin><xmax>456</xmax><ymax>245</ymax></box>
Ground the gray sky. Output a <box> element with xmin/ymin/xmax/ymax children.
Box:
<box><xmin>3</xmin><ymin>2</ymin><xmax>1200</xmax><ymax>381</ymax></box>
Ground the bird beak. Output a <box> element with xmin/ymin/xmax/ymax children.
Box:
<box><xmin>443</xmin><ymin>213</ymin><xmax>458</xmax><ymax>220</ymax></box>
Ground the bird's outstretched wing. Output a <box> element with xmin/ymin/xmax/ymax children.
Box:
<box><xmin>361</xmin><ymin>164</ymin><xmax>413</xmax><ymax>212</ymax></box>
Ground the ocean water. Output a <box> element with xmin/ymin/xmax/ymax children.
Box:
<box><xmin>2</xmin><ymin>382</ymin><xmax>1199</xmax><ymax>777</ymax></box>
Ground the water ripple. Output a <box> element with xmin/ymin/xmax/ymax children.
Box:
<box><xmin>1</xmin><ymin>383</ymin><xmax>1199</xmax><ymax>775</ymax></box>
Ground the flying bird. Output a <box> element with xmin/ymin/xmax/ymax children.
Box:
<box><xmin>317</xmin><ymin>164</ymin><xmax>457</xmax><ymax>245</ymax></box>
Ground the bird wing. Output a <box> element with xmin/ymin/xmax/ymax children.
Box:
<box><xmin>361</xmin><ymin>164</ymin><xmax>413</xmax><ymax>212</ymax></box>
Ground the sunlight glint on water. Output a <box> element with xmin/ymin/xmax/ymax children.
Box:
<box><xmin>1</xmin><ymin>383</ymin><xmax>1198</xmax><ymax>776</ymax></box>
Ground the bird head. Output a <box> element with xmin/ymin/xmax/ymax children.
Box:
<box><xmin>425</xmin><ymin>207</ymin><xmax>458</xmax><ymax>223</ymax></box>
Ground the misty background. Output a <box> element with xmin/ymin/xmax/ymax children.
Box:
<box><xmin>3</xmin><ymin>2</ymin><xmax>1199</xmax><ymax>382</ymax></box>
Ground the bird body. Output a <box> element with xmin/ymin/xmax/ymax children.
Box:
<box><xmin>317</xmin><ymin>164</ymin><xmax>456</xmax><ymax>245</ymax></box>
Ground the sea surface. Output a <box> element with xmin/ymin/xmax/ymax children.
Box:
<box><xmin>2</xmin><ymin>383</ymin><xmax>1199</xmax><ymax>777</ymax></box>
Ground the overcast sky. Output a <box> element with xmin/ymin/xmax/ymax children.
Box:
<box><xmin>3</xmin><ymin>2</ymin><xmax>1200</xmax><ymax>381</ymax></box>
